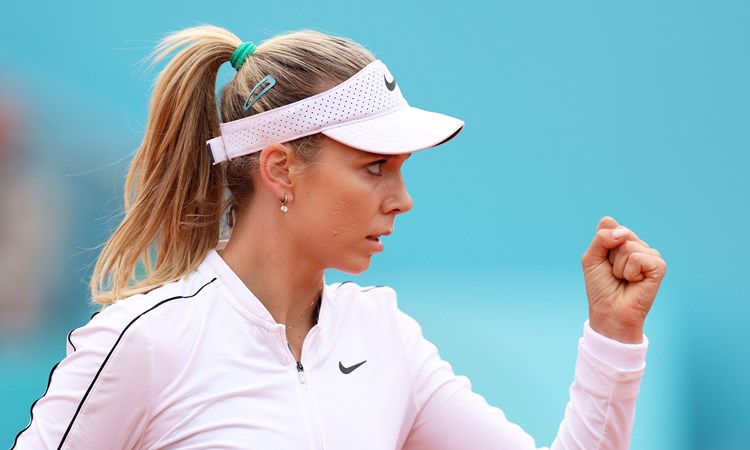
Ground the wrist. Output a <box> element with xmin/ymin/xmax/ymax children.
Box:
<box><xmin>582</xmin><ymin>320</ymin><xmax>648</xmax><ymax>371</ymax></box>
<box><xmin>588</xmin><ymin>313</ymin><xmax>644</xmax><ymax>344</ymax></box>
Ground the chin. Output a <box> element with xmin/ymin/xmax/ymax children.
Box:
<box><xmin>335</xmin><ymin>258</ymin><xmax>372</xmax><ymax>275</ymax></box>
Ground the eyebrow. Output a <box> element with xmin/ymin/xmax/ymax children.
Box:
<box><xmin>360</xmin><ymin>151</ymin><xmax>412</xmax><ymax>160</ymax></box>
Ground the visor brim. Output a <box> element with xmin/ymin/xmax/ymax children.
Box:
<box><xmin>322</xmin><ymin>106</ymin><xmax>464</xmax><ymax>155</ymax></box>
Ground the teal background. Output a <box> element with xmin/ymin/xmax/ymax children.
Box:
<box><xmin>1</xmin><ymin>1</ymin><xmax>748</xmax><ymax>449</ymax></box>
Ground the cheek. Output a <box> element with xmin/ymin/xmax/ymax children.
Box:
<box><xmin>294</xmin><ymin>192</ymin><xmax>357</xmax><ymax>236</ymax></box>
<box><xmin>304</xmin><ymin>174</ymin><xmax>374</xmax><ymax>226</ymax></box>
<box><xmin>319</xmin><ymin>195</ymin><xmax>371</xmax><ymax>239</ymax></box>
<box><xmin>292</xmin><ymin>166</ymin><xmax>383</xmax><ymax>253</ymax></box>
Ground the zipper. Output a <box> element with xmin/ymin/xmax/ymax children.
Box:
<box><xmin>286</xmin><ymin>331</ymin><xmax>325</xmax><ymax>448</ymax></box>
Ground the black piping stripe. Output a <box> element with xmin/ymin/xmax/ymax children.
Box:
<box><xmin>66</xmin><ymin>329</ymin><xmax>77</xmax><ymax>353</ymax></box>
<box><xmin>65</xmin><ymin>310</ymin><xmax>103</xmax><ymax>358</ymax></box>
<box><xmin>335</xmin><ymin>281</ymin><xmax>385</xmax><ymax>292</ymax></box>
<box><xmin>67</xmin><ymin>311</ymin><xmax>101</xmax><ymax>354</ymax></box>
<box><xmin>55</xmin><ymin>277</ymin><xmax>217</xmax><ymax>449</ymax></box>
<box><xmin>360</xmin><ymin>285</ymin><xmax>385</xmax><ymax>292</ymax></box>
<box><xmin>335</xmin><ymin>281</ymin><xmax>355</xmax><ymax>289</ymax></box>
<box><xmin>8</xmin><ymin>278</ymin><xmax>217</xmax><ymax>449</ymax></box>
<box><xmin>11</xmin><ymin>362</ymin><xmax>61</xmax><ymax>449</ymax></box>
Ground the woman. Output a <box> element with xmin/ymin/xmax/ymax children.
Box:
<box><xmin>13</xmin><ymin>25</ymin><xmax>666</xmax><ymax>449</ymax></box>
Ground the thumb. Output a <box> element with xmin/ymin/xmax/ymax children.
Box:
<box><xmin>582</xmin><ymin>217</ymin><xmax>630</xmax><ymax>269</ymax></box>
<box><xmin>596</xmin><ymin>216</ymin><xmax>619</xmax><ymax>232</ymax></box>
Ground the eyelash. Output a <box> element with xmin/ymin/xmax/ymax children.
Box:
<box><xmin>366</xmin><ymin>160</ymin><xmax>386</xmax><ymax>176</ymax></box>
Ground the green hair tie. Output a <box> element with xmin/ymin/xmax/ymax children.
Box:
<box><xmin>230</xmin><ymin>41</ymin><xmax>257</xmax><ymax>71</ymax></box>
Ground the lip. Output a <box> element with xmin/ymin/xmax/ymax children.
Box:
<box><xmin>365</xmin><ymin>231</ymin><xmax>391</xmax><ymax>253</ymax></box>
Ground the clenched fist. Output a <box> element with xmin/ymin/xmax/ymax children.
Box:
<box><xmin>582</xmin><ymin>216</ymin><xmax>667</xmax><ymax>344</ymax></box>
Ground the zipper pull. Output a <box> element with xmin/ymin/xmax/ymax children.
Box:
<box><xmin>296</xmin><ymin>360</ymin><xmax>307</xmax><ymax>384</ymax></box>
<box><xmin>288</xmin><ymin>342</ymin><xmax>307</xmax><ymax>384</ymax></box>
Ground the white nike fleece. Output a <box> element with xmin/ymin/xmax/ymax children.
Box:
<box><xmin>13</xmin><ymin>250</ymin><xmax>647</xmax><ymax>450</ymax></box>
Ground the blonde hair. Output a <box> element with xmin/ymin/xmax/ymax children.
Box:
<box><xmin>90</xmin><ymin>25</ymin><xmax>374</xmax><ymax>305</ymax></box>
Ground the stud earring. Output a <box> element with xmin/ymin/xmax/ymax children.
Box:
<box><xmin>280</xmin><ymin>194</ymin><xmax>289</xmax><ymax>213</ymax></box>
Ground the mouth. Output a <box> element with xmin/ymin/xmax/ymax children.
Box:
<box><xmin>365</xmin><ymin>230</ymin><xmax>391</xmax><ymax>252</ymax></box>
<box><xmin>366</xmin><ymin>230</ymin><xmax>392</xmax><ymax>242</ymax></box>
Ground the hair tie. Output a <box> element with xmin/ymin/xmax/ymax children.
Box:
<box><xmin>230</xmin><ymin>41</ymin><xmax>257</xmax><ymax>71</ymax></box>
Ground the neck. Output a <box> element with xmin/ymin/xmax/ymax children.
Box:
<box><xmin>220</xmin><ymin>204</ymin><xmax>324</xmax><ymax>333</ymax></box>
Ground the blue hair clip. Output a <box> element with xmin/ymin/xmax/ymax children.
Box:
<box><xmin>243</xmin><ymin>75</ymin><xmax>277</xmax><ymax>111</ymax></box>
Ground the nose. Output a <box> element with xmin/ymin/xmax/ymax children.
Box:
<box><xmin>382</xmin><ymin>174</ymin><xmax>414</xmax><ymax>215</ymax></box>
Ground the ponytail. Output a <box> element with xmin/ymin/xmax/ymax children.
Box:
<box><xmin>90</xmin><ymin>26</ymin><xmax>240</xmax><ymax>305</ymax></box>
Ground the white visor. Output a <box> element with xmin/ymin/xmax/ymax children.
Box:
<box><xmin>206</xmin><ymin>60</ymin><xmax>464</xmax><ymax>164</ymax></box>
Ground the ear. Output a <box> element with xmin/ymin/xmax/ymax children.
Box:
<box><xmin>258</xmin><ymin>143</ymin><xmax>297</xmax><ymax>202</ymax></box>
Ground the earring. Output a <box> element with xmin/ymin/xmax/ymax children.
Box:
<box><xmin>280</xmin><ymin>193</ymin><xmax>289</xmax><ymax>213</ymax></box>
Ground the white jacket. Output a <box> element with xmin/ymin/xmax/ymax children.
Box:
<box><xmin>13</xmin><ymin>250</ymin><xmax>648</xmax><ymax>449</ymax></box>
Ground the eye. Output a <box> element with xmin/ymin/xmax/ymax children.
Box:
<box><xmin>366</xmin><ymin>160</ymin><xmax>386</xmax><ymax>176</ymax></box>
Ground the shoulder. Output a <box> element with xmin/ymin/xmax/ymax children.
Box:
<box><xmin>68</xmin><ymin>273</ymin><xmax>219</xmax><ymax>356</ymax></box>
<box><xmin>327</xmin><ymin>281</ymin><xmax>397</xmax><ymax>302</ymax></box>
<box><xmin>97</xmin><ymin>274</ymin><xmax>217</xmax><ymax>328</ymax></box>
<box><xmin>325</xmin><ymin>281</ymin><xmax>421</xmax><ymax>338</ymax></box>
<box><xmin>326</xmin><ymin>281</ymin><xmax>398</xmax><ymax>316</ymax></box>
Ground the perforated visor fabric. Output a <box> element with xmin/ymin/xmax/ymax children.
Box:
<box><xmin>206</xmin><ymin>60</ymin><xmax>464</xmax><ymax>163</ymax></box>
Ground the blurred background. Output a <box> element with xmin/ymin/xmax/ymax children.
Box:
<box><xmin>1</xmin><ymin>1</ymin><xmax>748</xmax><ymax>448</ymax></box>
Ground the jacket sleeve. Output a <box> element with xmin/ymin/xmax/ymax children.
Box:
<box><xmin>393</xmin><ymin>303</ymin><xmax>648</xmax><ymax>450</ymax></box>
<box><xmin>12</xmin><ymin>309</ymin><xmax>154</xmax><ymax>450</ymax></box>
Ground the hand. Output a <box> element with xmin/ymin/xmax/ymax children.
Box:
<box><xmin>581</xmin><ymin>217</ymin><xmax>667</xmax><ymax>344</ymax></box>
